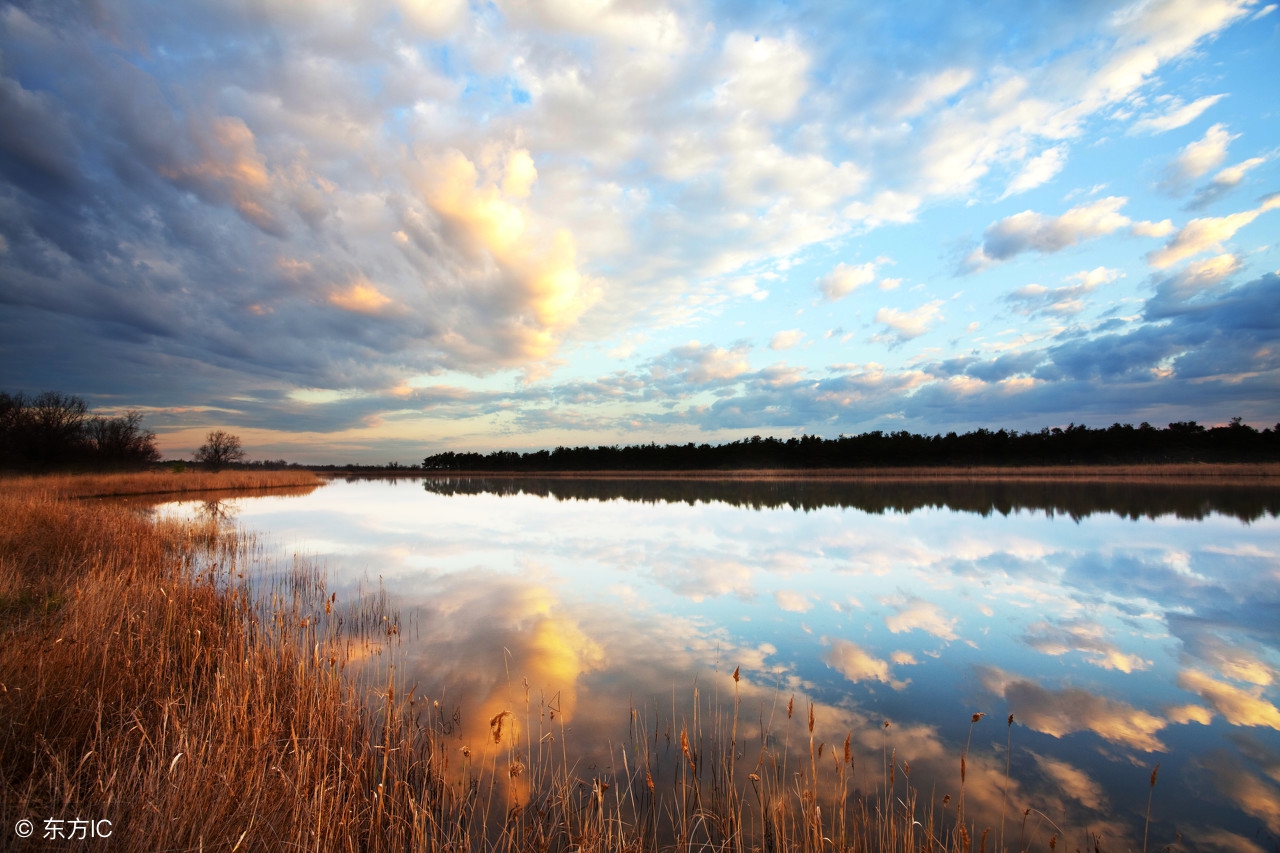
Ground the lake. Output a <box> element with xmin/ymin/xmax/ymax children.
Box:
<box><xmin>157</xmin><ymin>474</ymin><xmax>1280</xmax><ymax>852</ymax></box>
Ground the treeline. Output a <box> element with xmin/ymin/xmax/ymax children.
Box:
<box><xmin>0</xmin><ymin>391</ymin><xmax>160</xmax><ymax>470</ymax></box>
<box><xmin>423</xmin><ymin>419</ymin><xmax>1280</xmax><ymax>471</ymax></box>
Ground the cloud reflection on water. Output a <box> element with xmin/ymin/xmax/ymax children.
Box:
<box><xmin>978</xmin><ymin>666</ymin><xmax>1169</xmax><ymax>753</ymax></box>
<box><xmin>157</xmin><ymin>476</ymin><xmax>1280</xmax><ymax>848</ymax></box>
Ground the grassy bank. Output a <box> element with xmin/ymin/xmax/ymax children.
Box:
<box><xmin>1</xmin><ymin>473</ymin><xmax>1129</xmax><ymax>852</ymax></box>
<box><xmin>0</xmin><ymin>467</ymin><xmax>322</xmax><ymax>499</ymax></box>
<box><xmin>0</xmin><ymin>472</ymin><xmax>436</xmax><ymax>850</ymax></box>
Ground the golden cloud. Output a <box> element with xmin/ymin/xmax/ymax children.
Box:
<box><xmin>329</xmin><ymin>278</ymin><xmax>393</xmax><ymax>314</ymax></box>
<box><xmin>419</xmin><ymin>148</ymin><xmax>601</xmax><ymax>361</ymax></box>
<box><xmin>1178</xmin><ymin>670</ymin><xmax>1280</xmax><ymax>730</ymax></box>
<box><xmin>980</xmin><ymin>667</ymin><xmax>1167</xmax><ymax>752</ymax></box>
<box><xmin>1147</xmin><ymin>195</ymin><xmax>1280</xmax><ymax>269</ymax></box>
<box><xmin>1030</xmin><ymin>752</ymin><xmax>1105</xmax><ymax>811</ymax></box>
<box><xmin>1200</xmin><ymin>751</ymin><xmax>1280</xmax><ymax>835</ymax></box>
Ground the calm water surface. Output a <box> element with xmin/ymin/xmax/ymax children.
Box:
<box><xmin>160</xmin><ymin>476</ymin><xmax>1280</xmax><ymax>851</ymax></box>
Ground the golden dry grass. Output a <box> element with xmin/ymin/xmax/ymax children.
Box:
<box><xmin>0</xmin><ymin>468</ymin><xmax>322</xmax><ymax>499</ymax></box>
<box><xmin>0</xmin><ymin>476</ymin><xmax>441</xmax><ymax>850</ymax></box>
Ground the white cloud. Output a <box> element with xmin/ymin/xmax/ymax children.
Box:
<box><xmin>774</xmin><ymin>590</ymin><xmax>812</xmax><ymax>612</ymax></box>
<box><xmin>818</xmin><ymin>261</ymin><xmax>879</xmax><ymax>301</ymax></box>
<box><xmin>1006</xmin><ymin>267</ymin><xmax>1121</xmax><ymax>318</ymax></box>
<box><xmin>1128</xmin><ymin>93</ymin><xmax>1227</xmax><ymax>134</ymax></box>
<box><xmin>720</xmin><ymin>124</ymin><xmax>867</xmax><ymax>207</ymax></box>
<box><xmin>824</xmin><ymin>639</ymin><xmax>907</xmax><ymax>688</ymax></box>
<box><xmin>500</xmin><ymin>0</ymin><xmax>689</xmax><ymax>51</ymax></box>
<box><xmin>892</xmin><ymin>67</ymin><xmax>974</xmax><ymax>118</ymax></box>
<box><xmin>1082</xmin><ymin>0</ymin><xmax>1254</xmax><ymax>114</ymax></box>
<box><xmin>843</xmin><ymin>191</ymin><xmax>921</xmax><ymax>228</ymax></box>
<box><xmin>883</xmin><ymin>595</ymin><xmax>958</xmax><ymax>640</ymax></box>
<box><xmin>1151</xmin><ymin>254</ymin><xmax>1243</xmax><ymax>307</ymax></box>
<box><xmin>652</xmin><ymin>341</ymin><xmax>752</xmax><ymax>385</ymax></box>
<box><xmin>1163</xmin><ymin>123</ymin><xmax>1239</xmax><ymax>188</ymax></box>
<box><xmin>874</xmin><ymin>300</ymin><xmax>945</xmax><ymax>344</ymax></box>
<box><xmin>1211</xmin><ymin>156</ymin><xmax>1268</xmax><ymax>189</ymax></box>
<box><xmin>1147</xmin><ymin>195</ymin><xmax>1280</xmax><ymax>268</ymax></box>
<box><xmin>1131</xmin><ymin>219</ymin><xmax>1176</xmax><ymax>237</ymax></box>
<box><xmin>396</xmin><ymin>0</ymin><xmax>466</xmax><ymax>36</ymax></box>
<box><xmin>716</xmin><ymin>32</ymin><xmax>810</xmax><ymax>123</ymax></box>
<box><xmin>1189</xmin><ymin>156</ymin><xmax>1271</xmax><ymax>208</ymax></box>
<box><xmin>1001</xmin><ymin>145</ymin><xmax>1068</xmax><ymax>198</ymax></box>
<box><xmin>964</xmin><ymin>197</ymin><xmax>1131</xmax><ymax>271</ymax></box>
<box><xmin>1070</xmin><ymin>266</ymin><xmax>1124</xmax><ymax>288</ymax></box>
<box><xmin>769</xmin><ymin>329</ymin><xmax>805</xmax><ymax>351</ymax></box>
<box><xmin>897</xmin><ymin>0</ymin><xmax>1252</xmax><ymax>201</ymax></box>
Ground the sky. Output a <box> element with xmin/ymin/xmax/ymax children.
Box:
<box><xmin>1</xmin><ymin>0</ymin><xmax>1278</xmax><ymax>463</ymax></box>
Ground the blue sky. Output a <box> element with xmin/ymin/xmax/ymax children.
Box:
<box><xmin>1</xmin><ymin>0</ymin><xmax>1278</xmax><ymax>462</ymax></box>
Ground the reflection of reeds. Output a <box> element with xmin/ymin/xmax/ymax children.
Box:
<box><xmin>1143</xmin><ymin>763</ymin><xmax>1159</xmax><ymax>853</ymax></box>
<box><xmin>2</xmin><ymin>472</ymin><xmax>1170</xmax><ymax>852</ymax></box>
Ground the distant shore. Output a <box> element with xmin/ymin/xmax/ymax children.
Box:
<box><xmin>363</xmin><ymin>462</ymin><xmax>1280</xmax><ymax>483</ymax></box>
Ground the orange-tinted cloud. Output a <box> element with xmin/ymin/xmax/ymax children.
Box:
<box><xmin>329</xmin><ymin>278</ymin><xmax>393</xmax><ymax>314</ymax></box>
<box><xmin>418</xmin><ymin>148</ymin><xmax>601</xmax><ymax>361</ymax></box>
<box><xmin>980</xmin><ymin>667</ymin><xmax>1167</xmax><ymax>752</ymax></box>
<box><xmin>1178</xmin><ymin>670</ymin><xmax>1280</xmax><ymax>730</ymax></box>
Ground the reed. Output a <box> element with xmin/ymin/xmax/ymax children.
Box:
<box><xmin>0</xmin><ymin>472</ymin><xmax>1163</xmax><ymax>852</ymax></box>
<box><xmin>0</xmin><ymin>468</ymin><xmax>321</xmax><ymax>499</ymax></box>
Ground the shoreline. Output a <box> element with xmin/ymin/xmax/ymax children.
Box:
<box><xmin>394</xmin><ymin>462</ymin><xmax>1280</xmax><ymax>483</ymax></box>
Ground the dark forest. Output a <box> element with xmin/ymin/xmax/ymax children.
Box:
<box><xmin>423</xmin><ymin>419</ymin><xmax>1280</xmax><ymax>471</ymax></box>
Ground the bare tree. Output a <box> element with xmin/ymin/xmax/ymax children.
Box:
<box><xmin>194</xmin><ymin>430</ymin><xmax>246</xmax><ymax>471</ymax></box>
<box><xmin>85</xmin><ymin>410</ymin><xmax>160</xmax><ymax>466</ymax></box>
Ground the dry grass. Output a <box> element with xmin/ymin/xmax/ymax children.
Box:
<box><xmin>0</xmin><ymin>476</ymin><xmax>439</xmax><ymax>850</ymax></box>
<box><xmin>0</xmin><ymin>472</ymin><xmax>1142</xmax><ymax>852</ymax></box>
<box><xmin>0</xmin><ymin>468</ymin><xmax>322</xmax><ymax>499</ymax></box>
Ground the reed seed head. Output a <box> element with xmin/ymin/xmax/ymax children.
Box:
<box><xmin>490</xmin><ymin>710</ymin><xmax>511</xmax><ymax>744</ymax></box>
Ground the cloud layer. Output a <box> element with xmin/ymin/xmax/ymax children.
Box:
<box><xmin>0</xmin><ymin>0</ymin><xmax>1276</xmax><ymax>458</ymax></box>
